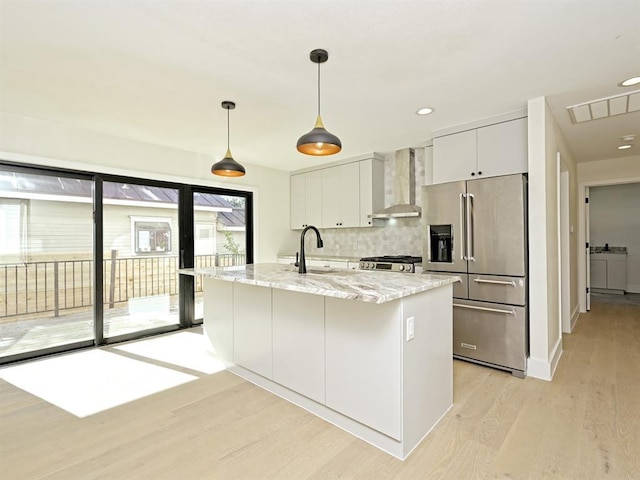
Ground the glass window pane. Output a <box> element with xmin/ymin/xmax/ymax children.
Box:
<box><xmin>103</xmin><ymin>182</ymin><xmax>179</xmax><ymax>338</ymax></box>
<box><xmin>193</xmin><ymin>192</ymin><xmax>248</xmax><ymax>320</ymax></box>
<box><xmin>0</xmin><ymin>170</ymin><xmax>94</xmax><ymax>359</ymax></box>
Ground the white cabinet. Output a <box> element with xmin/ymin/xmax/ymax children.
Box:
<box><xmin>477</xmin><ymin>117</ymin><xmax>528</xmax><ymax>178</ymax></box>
<box><xmin>433</xmin><ymin>117</ymin><xmax>527</xmax><ymax>184</ymax></box>
<box><xmin>608</xmin><ymin>258</ymin><xmax>627</xmax><ymax>291</ymax></box>
<box><xmin>321</xmin><ymin>163</ymin><xmax>360</xmax><ymax>228</ymax></box>
<box><xmin>433</xmin><ymin>129</ymin><xmax>476</xmax><ymax>184</ymax></box>
<box><xmin>272</xmin><ymin>290</ymin><xmax>325</xmax><ymax>403</ymax></box>
<box><xmin>591</xmin><ymin>253</ymin><xmax>627</xmax><ymax>292</ymax></box>
<box><xmin>291</xmin><ymin>156</ymin><xmax>384</xmax><ymax>230</ymax></box>
<box><xmin>359</xmin><ymin>158</ymin><xmax>385</xmax><ymax>227</ymax></box>
<box><xmin>325</xmin><ymin>297</ymin><xmax>403</xmax><ymax>440</ymax></box>
<box><xmin>290</xmin><ymin>170</ymin><xmax>322</xmax><ymax>230</ymax></box>
<box><xmin>233</xmin><ymin>283</ymin><xmax>272</xmax><ymax>378</ymax></box>
<box><xmin>590</xmin><ymin>259</ymin><xmax>607</xmax><ymax>289</ymax></box>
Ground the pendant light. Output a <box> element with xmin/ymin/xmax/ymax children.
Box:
<box><xmin>211</xmin><ymin>101</ymin><xmax>246</xmax><ymax>177</ymax></box>
<box><xmin>297</xmin><ymin>49</ymin><xmax>342</xmax><ymax>156</ymax></box>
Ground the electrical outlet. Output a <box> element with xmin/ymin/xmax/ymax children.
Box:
<box><xmin>352</xmin><ymin>242</ymin><xmax>358</xmax><ymax>250</ymax></box>
<box><xmin>406</xmin><ymin>316</ymin><xmax>415</xmax><ymax>341</ymax></box>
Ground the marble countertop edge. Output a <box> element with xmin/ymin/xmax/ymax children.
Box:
<box><xmin>180</xmin><ymin>264</ymin><xmax>458</xmax><ymax>304</ymax></box>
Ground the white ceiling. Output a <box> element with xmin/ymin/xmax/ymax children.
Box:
<box><xmin>1</xmin><ymin>0</ymin><xmax>639</xmax><ymax>172</ymax></box>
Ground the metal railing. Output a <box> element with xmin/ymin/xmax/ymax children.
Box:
<box><xmin>0</xmin><ymin>253</ymin><xmax>246</xmax><ymax>319</ymax></box>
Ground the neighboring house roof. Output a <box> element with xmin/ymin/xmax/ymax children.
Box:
<box><xmin>0</xmin><ymin>171</ymin><xmax>245</xmax><ymax>228</ymax></box>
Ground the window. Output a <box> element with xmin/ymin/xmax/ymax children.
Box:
<box><xmin>194</xmin><ymin>223</ymin><xmax>215</xmax><ymax>255</ymax></box>
<box><xmin>130</xmin><ymin>217</ymin><xmax>172</xmax><ymax>254</ymax></box>
<box><xmin>0</xmin><ymin>199</ymin><xmax>26</xmax><ymax>262</ymax></box>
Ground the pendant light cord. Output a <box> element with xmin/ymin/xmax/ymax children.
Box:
<box><xmin>317</xmin><ymin>60</ymin><xmax>321</xmax><ymax>117</ymax></box>
<box><xmin>227</xmin><ymin>107</ymin><xmax>230</xmax><ymax>150</ymax></box>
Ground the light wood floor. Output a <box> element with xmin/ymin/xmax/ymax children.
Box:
<box><xmin>1</xmin><ymin>301</ymin><xmax>638</xmax><ymax>480</ymax></box>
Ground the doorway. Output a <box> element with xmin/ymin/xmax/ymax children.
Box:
<box><xmin>579</xmin><ymin>178</ymin><xmax>640</xmax><ymax>312</ymax></box>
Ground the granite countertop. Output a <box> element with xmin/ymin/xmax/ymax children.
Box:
<box><xmin>180</xmin><ymin>263</ymin><xmax>458</xmax><ymax>304</ymax></box>
<box><xmin>590</xmin><ymin>246</ymin><xmax>627</xmax><ymax>254</ymax></box>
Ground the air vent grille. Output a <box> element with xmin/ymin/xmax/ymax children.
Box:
<box><xmin>567</xmin><ymin>90</ymin><xmax>640</xmax><ymax>124</ymax></box>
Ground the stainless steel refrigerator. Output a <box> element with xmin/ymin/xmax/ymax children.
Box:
<box><xmin>422</xmin><ymin>174</ymin><xmax>528</xmax><ymax>377</ymax></box>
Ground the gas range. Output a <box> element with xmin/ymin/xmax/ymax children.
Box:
<box><xmin>359</xmin><ymin>255</ymin><xmax>423</xmax><ymax>273</ymax></box>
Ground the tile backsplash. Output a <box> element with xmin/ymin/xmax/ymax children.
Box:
<box><xmin>304</xmin><ymin>148</ymin><xmax>426</xmax><ymax>258</ymax></box>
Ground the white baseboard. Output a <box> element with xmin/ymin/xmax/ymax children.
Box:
<box><xmin>626</xmin><ymin>283</ymin><xmax>640</xmax><ymax>294</ymax></box>
<box><xmin>570</xmin><ymin>305</ymin><xmax>580</xmax><ymax>332</ymax></box>
<box><xmin>549</xmin><ymin>338</ymin><xmax>563</xmax><ymax>379</ymax></box>
<box><xmin>526</xmin><ymin>337</ymin><xmax>563</xmax><ymax>381</ymax></box>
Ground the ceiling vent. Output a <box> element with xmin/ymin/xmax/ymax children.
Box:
<box><xmin>566</xmin><ymin>89</ymin><xmax>640</xmax><ymax>124</ymax></box>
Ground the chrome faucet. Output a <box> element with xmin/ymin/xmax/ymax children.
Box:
<box><xmin>298</xmin><ymin>225</ymin><xmax>323</xmax><ymax>273</ymax></box>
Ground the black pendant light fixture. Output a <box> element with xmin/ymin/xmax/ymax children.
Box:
<box><xmin>211</xmin><ymin>101</ymin><xmax>246</xmax><ymax>177</ymax></box>
<box><xmin>297</xmin><ymin>49</ymin><xmax>342</xmax><ymax>156</ymax></box>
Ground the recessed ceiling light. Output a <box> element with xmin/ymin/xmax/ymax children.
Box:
<box><xmin>617</xmin><ymin>144</ymin><xmax>632</xmax><ymax>150</ymax></box>
<box><xmin>416</xmin><ymin>107</ymin><xmax>434</xmax><ymax>115</ymax></box>
<box><xmin>619</xmin><ymin>76</ymin><xmax>640</xmax><ymax>87</ymax></box>
<box><xmin>621</xmin><ymin>134</ymin><xmax>636</xmax><ymax>142</ymax></box>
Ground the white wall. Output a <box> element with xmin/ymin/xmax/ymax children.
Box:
<box><xmin>0</xmin><ymin>112</ymin><xmax>298</xmax><ymax>262</ymax></box>
<box><xmin>588</xmin><ymin>183</ymin><xmax>640</xmax><ymax>293</ymax></box>
<box><xmin>526</xmin><ymin>96</ymin><xmax>579</xmax><ymax>381</ymax></box>
<box><xmin>577</xmin><ymin>155</ymin><xmax>640</xmax><ymax>308</ymax></box>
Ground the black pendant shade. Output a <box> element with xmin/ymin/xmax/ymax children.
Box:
<box><xmin>297</xmin><ymin>49</ymin><xmax>342</xmax><ymax>156</ymax></box>
<box><xmin>212</xmin><ymin>101</ymin><xmax>246</xmax><ymax>177</ymax></box>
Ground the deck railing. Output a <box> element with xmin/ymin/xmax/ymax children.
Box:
<box><xmin>0</xmin><ymin>253</ymin><xmax>246</xmax><ymax>319</ymax></box>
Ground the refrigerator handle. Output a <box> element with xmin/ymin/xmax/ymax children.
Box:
<box><xmin>453</xmin><ymin>303</ymin><xmax>515</xmax><ymax>315</ymax></box>
<box><xmin>459</xmin><ymin>193</ymin><xmax>466</xmax><ymax>260</ymax></box>
<box><xmin>466</xmin><ymin>193</ymin><xmax>475</xmax><ymax>262</ymax></box>
<box><xmin>473</xmin><ymin>278</ymin><xmax>517</xmax><ymax>287</ymax></box>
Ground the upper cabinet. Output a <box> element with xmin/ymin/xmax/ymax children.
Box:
<box><xmin>321</xmin><ymin>163</ymin><xmax>360</xmax><ymax>228</ymax></box>
<box><xmin>290</xmin><ymin>156</ymin><xmax>384</xmax><ymax>230</ymax></box>
<box><xmin>433</xmin><ymin>117</ymin><xmax>528</xmax><ymax>184</ymax></box>
<box><xmin>290</xmin><ymin>170</ymin><xmax>322</xmax><ymax>230</ymax></box>
<box><xmin>359</xmin><ymin>158</ymin><xmax>385</xmax><ymax>227</ymax></box>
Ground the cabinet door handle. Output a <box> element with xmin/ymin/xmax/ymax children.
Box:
<box><xmin>453</xmin><ymin>303</ymin><xmax>515</xmax><ymax>315</ymax></box>
<box><xmin>473</xmin><ymin>278</ymin><xmax>516</xmax><ymax>287</ymax></box>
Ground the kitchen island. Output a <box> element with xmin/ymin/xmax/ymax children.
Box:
<box><xmin>182</xmin><ymin>263</ymin><xmax>458</xmax><ymax>459</ymax></box>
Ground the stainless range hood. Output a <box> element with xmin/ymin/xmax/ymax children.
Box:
<box><xmin>368</xmin><ymin>148</ymin><xmax>421</xmax><ymax>219</ymax></box>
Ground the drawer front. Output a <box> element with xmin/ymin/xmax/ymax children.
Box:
<box><xmin>426</xmin><ymin>271</ymin><xmax>468</xmax><ymax>299</ymax></box>
<box><xmin>453</xmin><ymin>300</ymin><xmax>527</xmax><ymax>372</ymax></box>
<box><xmin>469</xmin><ymin>274</ymin><xmax>526</xmax><ymax>306</ymax></box>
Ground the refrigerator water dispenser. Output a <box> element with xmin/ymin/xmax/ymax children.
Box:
<box><xmin>429</xmin><ymin>225</ymin><xmax>452</xmax><ymax>263</ymax></box>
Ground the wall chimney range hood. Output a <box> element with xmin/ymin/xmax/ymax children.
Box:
<box><xmin>369</xmin><ymin>148</ymin><xmax>421</xmax><ymax>219</ymax></box>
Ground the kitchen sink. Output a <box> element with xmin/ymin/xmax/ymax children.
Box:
<box><xmin>283</xmin><ymin>266</ymin><xmax>354</xmax><ymax>276</ymax></box>
<box><xmin>306</xmin><ymin>269</ymin><xmax>354</xmax><ymax>276</ymax></box>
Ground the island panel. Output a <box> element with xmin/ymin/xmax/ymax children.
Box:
<box><xmin>233</xmin><ymin>282</ymin><xmax>272</xmax><ymax>379</ymax></box>
<box><xmin>325</xmin><ymin>297</ymin><xmax>403</xmax><ymax>440</ymax></box>
<box><xmin>272</xmin><ymin>289</ymin><xmax>325</xmax><ymax>404</ymax></box>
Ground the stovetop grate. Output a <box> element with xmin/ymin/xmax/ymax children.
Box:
<box><xmin>359</xmin><ymin>255</ymin><xmax>422</xmax><ymax>264</ymax></box>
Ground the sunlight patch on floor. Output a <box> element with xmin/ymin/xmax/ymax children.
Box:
<box><xmin>0</xmin><ymin>349</ymin><xmax>197</xmax><ymax>418</ymax></box>
<box><xmin>113</xmin><ymin>331</ymin><xmax>226</xmax><ymax>374</ymax></box>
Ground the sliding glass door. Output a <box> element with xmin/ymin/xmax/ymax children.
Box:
<box><xmin>0</xmin><ymin>168</ymin><xmax>95</xmax><ymax>361</ymax></box>
<box><xmin>0</xmin><ymin>162</ymin><xmax>254</xmax><ymax>363</ymax></box>
<box><xmin>102</xmin><ymin>181</ymin><xmax>180</xmax><ymax>340</ymax></box>
<box><xmin>192</xmin><ymin>189</ymin><xmax>252</xmax><ymax>322</ymax></box>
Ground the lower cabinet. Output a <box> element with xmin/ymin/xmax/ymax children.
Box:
<box><xmin>590</xmin><ymin>259</ymin><xmax>607</xmax><ymax>289</ymax></box>
<box><xmin>233</xmin><ymin>283</ymin><xmax>273</xmax><ymax>379</ymax></box>
<box><xmin>590</xmin><ymin>253</ymin><xmax>627</xmax><ymax>292</ymax></box>
<box><xmin>272</xmin><ymin>290</ymin><xmax>325</xmax><ymax>403</ymax></box>
<box><xmin>325</xmin><ymin>297</ymin><xmax>403</xmax><ymax>440</ymax></box>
